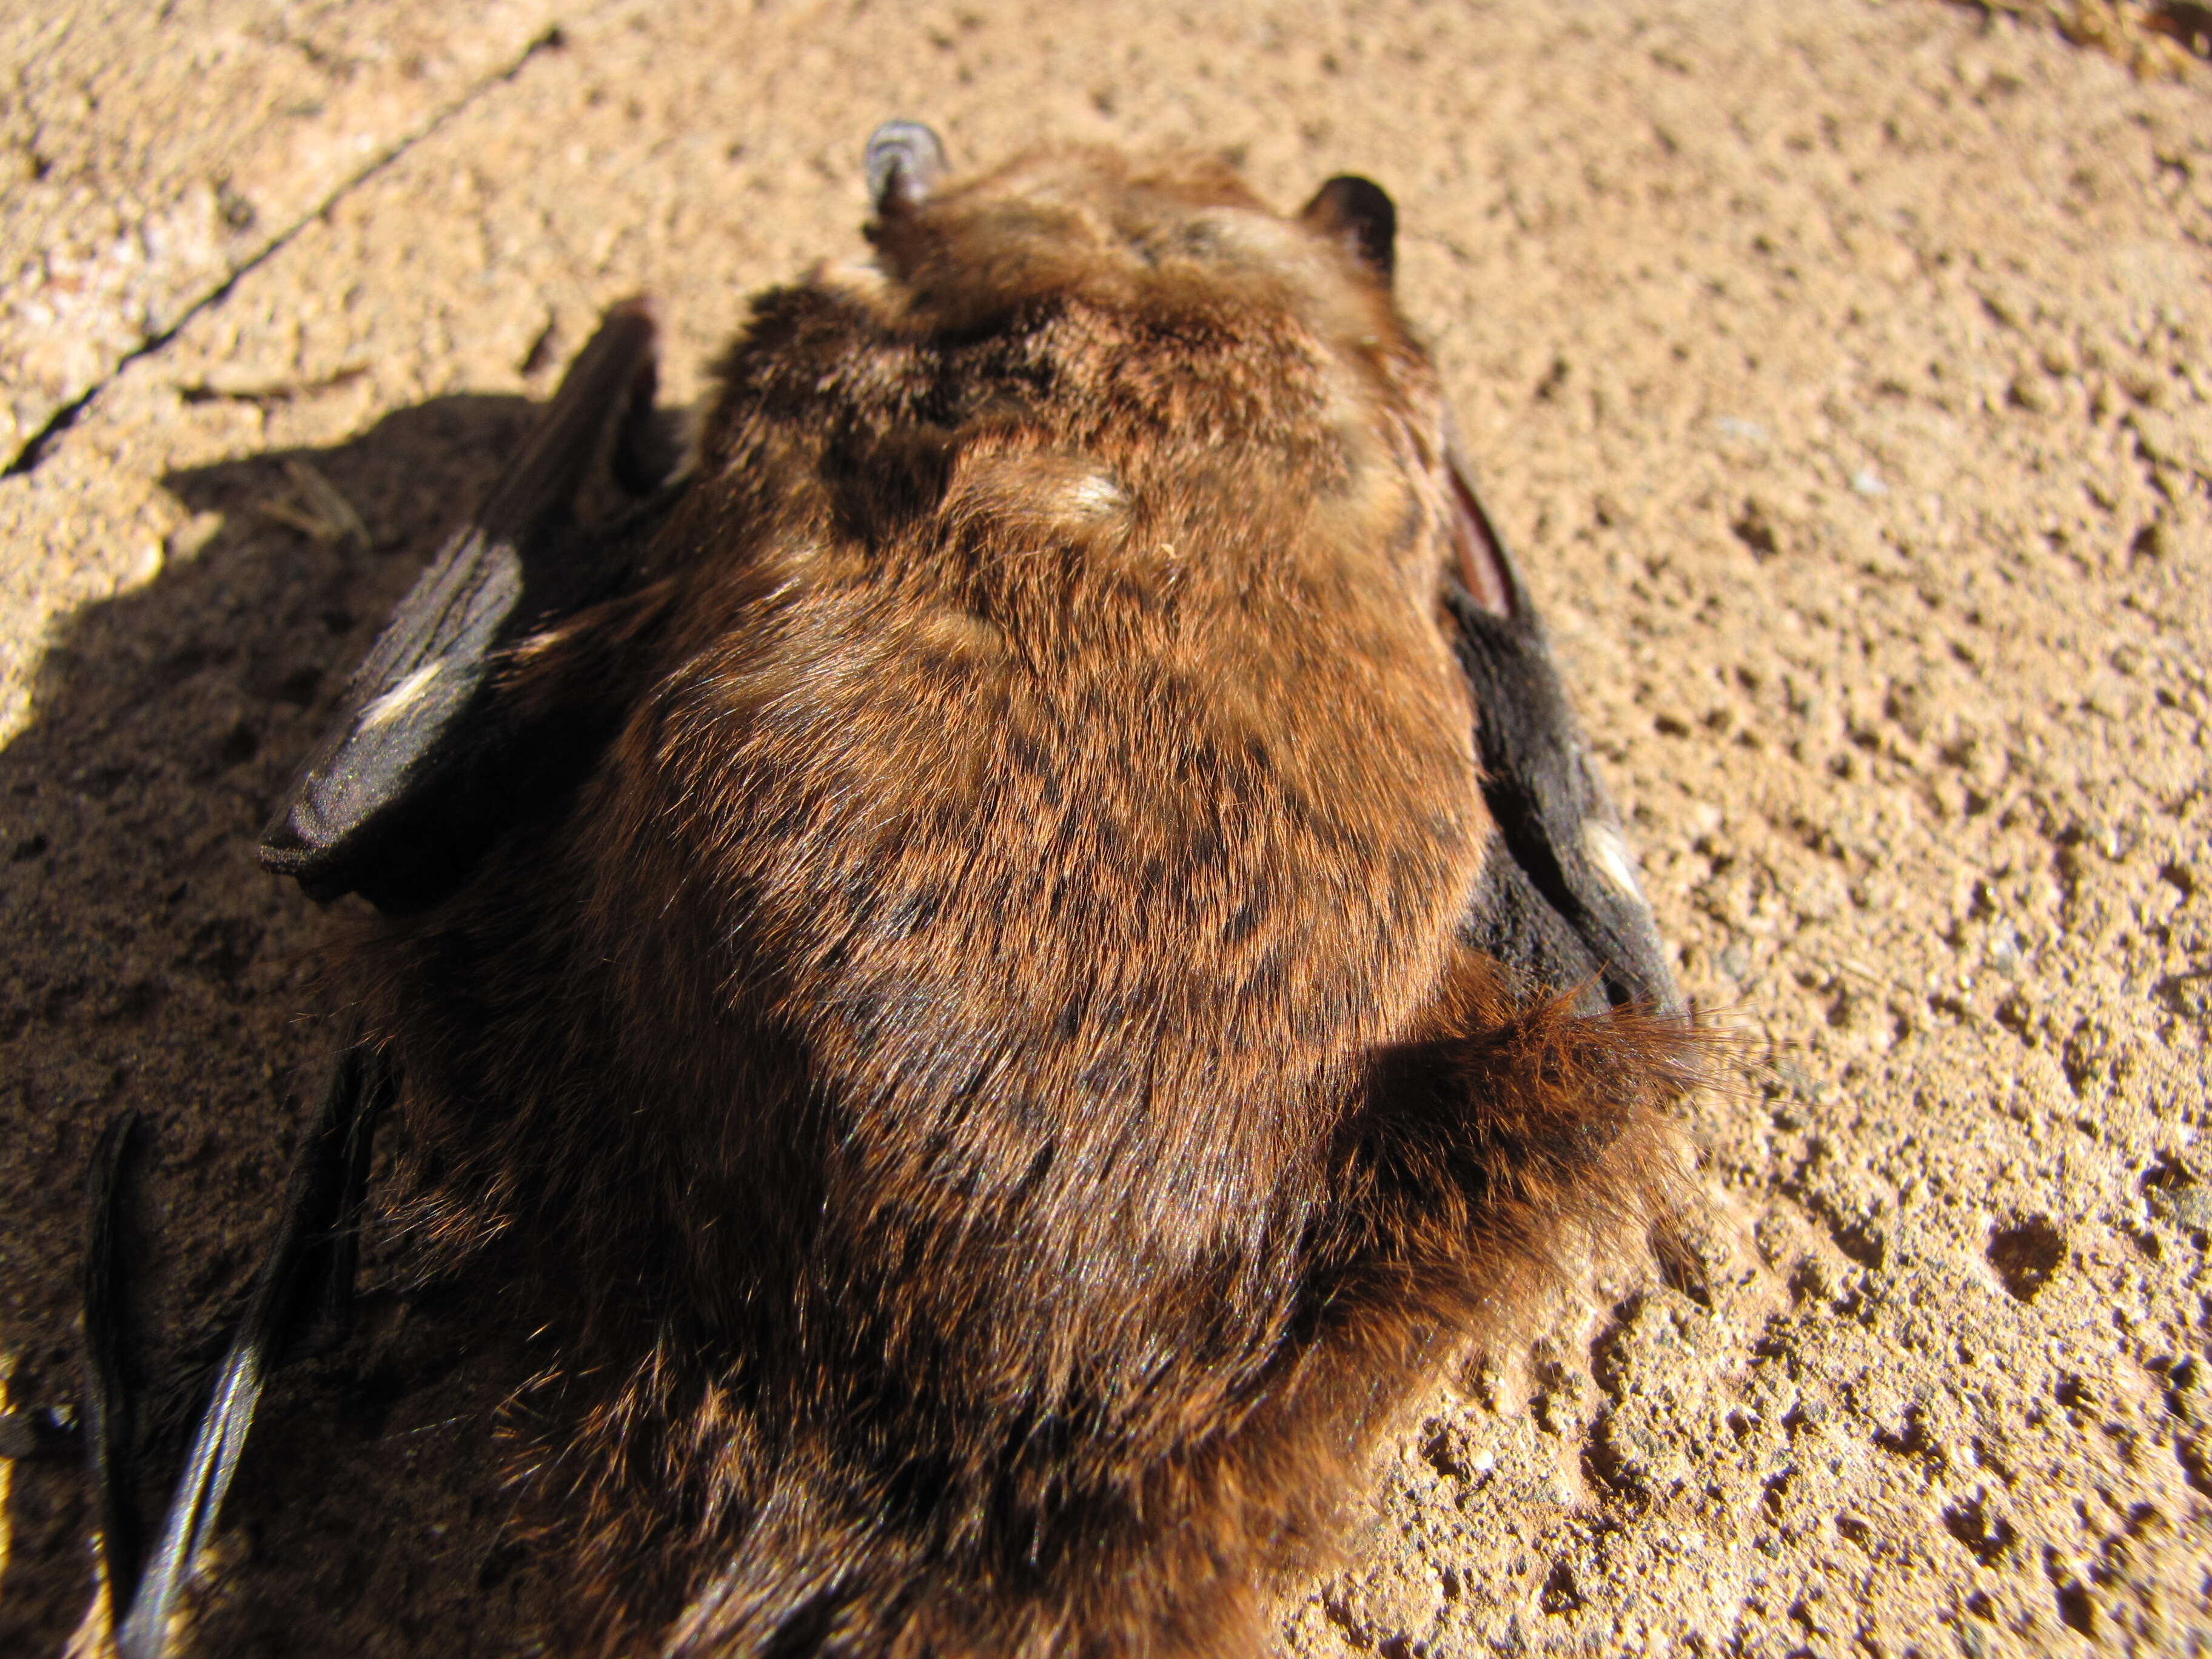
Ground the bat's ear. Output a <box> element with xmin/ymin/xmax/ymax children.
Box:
<box><xmin>1300</xmin><ymin>175</ymin><xmax>1396</xmax><ymax>283</ymax></box>
<box><xmin>865</xmin><ymin>120</ymin><xmax>950</xmax><ymax>217</ymax></box>
<box><xmin>1447</xmin><ymin>449</ymin><xmax>1520</xmax><ymax>620</ymax></box>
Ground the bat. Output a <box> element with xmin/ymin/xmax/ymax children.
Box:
<box><xmin>82</xmin><ymin>124</ymin><xmax>1708</xmax><ymax>1657</ymax></box>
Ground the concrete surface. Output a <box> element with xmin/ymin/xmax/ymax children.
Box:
<box><xmin>0</xmin><ymin>2</ymin><xmax>563</xmax><ymax>466</ymax></box>
<box><xmin>1</xmin><ymin>1</ymin><xmax>2208</xmax><ymax>1654</ymax></box>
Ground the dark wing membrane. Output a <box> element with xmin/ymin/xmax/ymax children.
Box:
<box><xmin>103</xmin><ymin>1045</ymin><xmax>391</xmax><ymax>1659</ymax></box>
<box><xmin>1444</xmin><ymin>452</ymin><xmax>1681</xmax><ymax>1014</ymax></box>
<box><xmin>81</xmin><ymin>1110</ymin><xmax>144</xmax><ymax>1631</ymax></box>
<box><xmin>258</xmin><ymin>299</ymin><xmax>668</xmax><ymax>913</ymax></box>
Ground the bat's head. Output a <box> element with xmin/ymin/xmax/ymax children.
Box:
<box><xmin>856</xmin><ymin>122</ymin><xmax>1403</xmax><ymax>351</ymax></box>
<box><xmin>841</xmin><ymin>122</ymin><xmax>1520</xmax><ymax>620</ymax></box>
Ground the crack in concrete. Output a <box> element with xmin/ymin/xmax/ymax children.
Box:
<box><xmin>1</xmin><ymin>24</ymin><xmax>572</xmax><ymax>481</ymax></box>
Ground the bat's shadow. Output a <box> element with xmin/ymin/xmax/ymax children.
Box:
<box><xmin>0</xmin><ymin>394</ymin><xmax>575</xmax><ymax>1655</ymax></box>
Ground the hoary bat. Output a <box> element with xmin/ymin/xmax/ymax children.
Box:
<box><xmin>82</xmin><ymin>124</ymin><xmax>1708</xmax><ymax>1658</ymax></box>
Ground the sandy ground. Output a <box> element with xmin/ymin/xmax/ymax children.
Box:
<box><xmin>2</xmin><ymin>1</ymin><xmax>2209</xmax><ymax>1654</ymax></box>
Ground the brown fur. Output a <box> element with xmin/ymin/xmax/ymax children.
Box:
<box><xmin>342</xmin><ymin>147</ymin><xmax>1706</xmax><ymax>1656</ymax></box>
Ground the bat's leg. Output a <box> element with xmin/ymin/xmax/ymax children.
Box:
<box><xmin>99</xmin><ymin>1038</ymin><xmax>393</xmax><ymax>1659</ymax></box>
<box><xmin>1335</xmin><ymin>950</ymin><xmax>1709</xmax><ymax>1347</ymax></box>
<box><xmin>81</xmin><ymin>1108</ymin><xmax>145</xmax><ymax>1628</ymax></box>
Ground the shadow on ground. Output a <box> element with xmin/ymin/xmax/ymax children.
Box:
<box><xmin>0</xmin><ymin>395</ymin><xmax>575</xmax><ymax>1655</ymax></box>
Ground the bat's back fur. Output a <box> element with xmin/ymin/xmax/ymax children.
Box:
<box><xmin>352</xmin><ymin>147</ymin><xmax>1702</xmax><ymax>1657</ymax></box>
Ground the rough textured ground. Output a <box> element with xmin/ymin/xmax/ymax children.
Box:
<box><xmin>2</xmin><ymin>1</ymin><xmax>2208</xmax><ymax>1654</ymax></box>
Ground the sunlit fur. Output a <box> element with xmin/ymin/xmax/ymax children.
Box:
<box><xmin>346</xmin><ymin>147</ymin><xmax>1704</xmax><ymax>1657</ymax></box>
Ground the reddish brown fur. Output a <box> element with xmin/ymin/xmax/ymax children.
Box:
<box><xmin>343</xmin><ymin>147</ymin><xmax>1705</xmax><ymax>1656</ymax></box>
